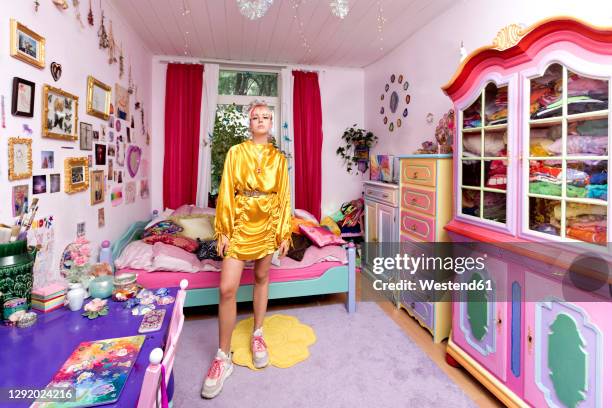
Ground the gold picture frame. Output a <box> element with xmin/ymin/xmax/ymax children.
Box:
<box><xmin>64</xmin><ymin>157</ymin><xmax>90</xmax><ymax>194</ymax></box>
<box><xmin>86</xmin><ymin>76</ymin><xmax>111</xmax><ymax>120</ymax></box>
<box><xmin>90</xmin><ymin>169</ymin><xmax>105</xmax><ymax>205</ymax></box>
<box><xmin>10</xmin><ymin>19</ymin><xmax>45</xmax><ymax>69</ymax></box>
<box><xmin>8</xmin><ymin>137</ymin><xmax>33</xmax><ymax>181</ymax></box>
<box><xmin>42</xmin><ymin>84</ymin><xmax>79</xmax><ymax>140</ymax></box>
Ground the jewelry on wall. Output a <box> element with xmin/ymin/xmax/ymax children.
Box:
<box><xmin>87</xmin><ymin>0</ymin><xmax>94</xmax><ymax>26</ymax></box>
<box><xmin>128</xmin><ymin>63</ymin><xmax>135</xmax><ymax>94</ymax></box>
<box><xmin>98</xmin><ymin>5</ymin><xmax>109</xmax><ymax>49</ymax></box>
<box><xmin>72</xmin><ymin>0</ymin><xmax>85</xmax><ymax>28</ymax></box>
<box><xmin>53</xmin><ymin>0</ymin><xmax>69</xmax><ymax>10</ymax></box>
<box><xmin>119</xmin><ymin>44</ymin><xmax>125</xmax><ymax>78</ymax></box>
<box><xmin>34</xmin><ymin>0</ymin><xmax>40</xmax><ymax>12</ymax></box>
<box><xmin>108</xmin><ymin>20</ymin><xmax>117</xmax><ymax>64</ymax></box>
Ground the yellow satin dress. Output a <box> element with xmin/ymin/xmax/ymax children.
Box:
<box><xmin>214</xmin><ymin>140</ymin><xmax>292</xmax><ymax>260</ymax></box>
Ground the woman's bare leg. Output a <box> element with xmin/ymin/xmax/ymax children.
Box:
<box><xmin>253</xmin><ymin>253</ymin><xmax>273</xmax><ymax>330</ymax></box>
<box><xmin>218</xmin><ymin>257</ymin><xmax>245</xmax><ymax>353</ymax></box>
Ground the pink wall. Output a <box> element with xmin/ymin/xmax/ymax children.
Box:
<box><xmin>150</xmin><ymin>59</ymin><xmax>365</xmax><ymax>219</ymax></box>
<box><xmin>365</xmin><ymin>0</ymin><xmax>612</xmax><ymax>156</ymax></box>
<box><xmin>0</xmin><ymin>1</ymin><xmax>152</xmax><ymax>285</ymax></box>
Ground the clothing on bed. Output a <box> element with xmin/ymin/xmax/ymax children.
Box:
<box><xmin>215</xmin><ymin>140</ymin><xmax>292</xmax><ymax>261</ymax></box>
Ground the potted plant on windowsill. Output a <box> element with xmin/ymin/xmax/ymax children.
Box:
<box><xmin>336</xmin><ymin>125</ymin><xmax>377</xmax><ymax>174</ymax></box>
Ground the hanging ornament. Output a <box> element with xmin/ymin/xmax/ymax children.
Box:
<box><xmin>330</xmin><ymin>0</ymin><xmax>349</xmax><ymax>19</ymax></box>
<box><xmin>98</xmin><ymin>6</ymin><xmax>109</xmax><ymax>49</ymax></box>
<box><xmin>119</xmin><ymin>44</ymin><xmax>124</xmax><ymax>78</ymax></box>
<box><xmin>72</xmin><ymin>0</ymin><xmax>85</xmax><ymax>27</ymax></box>
<box><xmin>53</xmin><ymin>0</ymin><xmax>69</xmax><ymax>9</ymax></box>
<box><xmin>131</xmin><ymin>115</ymin><xmax>135</xmax><ymax>129</ymax></box>
<box><xmin>87</xmin><ymin>0</ymin><xmax>94</xmax><ymax>26</ymax></box>
<box><xmin>460</xmin><ymin>41</ymin><xmax>467</xmax><ymax>62</ymax></box>
<box><xmin>34</xmin><ymin>0</ymin><xmax>40</xmax><ymax>12</ymax></box>
<box><xmin>236</xmin><ymin>0</ymin><xmax>274</xmax><ymax>20</ymax></box>
<box><xmin>108</xmin><ymin>20</ymin><xmax>117</xmax><ymax>64</ymax></box>
<box><xmin>128</xmin><ymin>63</ymin><xmax>135</xmax><ymax>94</ymax></box>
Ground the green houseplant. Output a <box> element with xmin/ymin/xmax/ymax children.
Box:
<box><xmin>336</xmin><ymin>125</ymin><xmax>377</xmax><ymax>174</ymax></box>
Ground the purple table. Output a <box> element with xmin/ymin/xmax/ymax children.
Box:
<box><xmin>0</xmin><ymin>288</ymin><xmax>177</xmax><ymax>407</ymax></box>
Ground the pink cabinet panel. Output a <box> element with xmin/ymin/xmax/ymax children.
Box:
<box><xmin>402</xmin><ymin>186</ymin><xmax>436</xmax><ymax>216</ymax></box>
<box><xmin>401</xmin><ymin>159</ymin><xmax>436</xmax><ymax>187</ymax></box>
<box><xmin>400</xmin><ymin>210</ymin><xmax>435</xmax><ymax>241</ymax></box>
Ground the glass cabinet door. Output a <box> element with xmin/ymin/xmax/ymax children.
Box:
<box><xmin>460</xmin><ymin>82</ymin><xmax>508</xmax><ymax>225</ymax></box>
<box><xmin>526</xmin><ymin>63</ymin><xmax>609</xmax><ymax>245</ymax></box>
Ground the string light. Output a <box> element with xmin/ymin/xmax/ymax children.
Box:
<box><xmin>376</xmin><ymin>0</ymin><xmax>386</xmax><ymax>51</ymax></box>
<box><xmin>237</xmin><ymin>0</ymin><xmax>274</xmax><ymax>20</ymax></box>
<box><xmin>291</xmin><ymin>0</ymin><xmax>312</xmax><ymax>63</ymax></box>
<box><xmin>330</xmin><ymin>0</ymin><xmax>349</xmax><ymax>19</ymax></box>
<box><xmin>179</xmin><ymin>0</ymin><xmax>192</xmax><ymax>56</ymax></box>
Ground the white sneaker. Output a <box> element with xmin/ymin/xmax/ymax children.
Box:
<box><xmin>201</xmin><ymin>349</ymin><xmax>234</xmax><ymax>399</ymax></box>
<box><xmin>252</xmin><ymin>328</ymin><xmax>269</xmax><ymax>369</ymax></box>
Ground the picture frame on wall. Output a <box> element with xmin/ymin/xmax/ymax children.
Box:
<box><xmin>42</xmin><ymin>84</ymin><xmax>79</xmax><ymax>140</ymax></box>
<box><xmin>87</xmin><ymin>76</ymin><xmax>111</xmax><ymax>120</ymax></box>
<box><xmin>95</xmin><ymin>144</ymin><xmax>107</xmax><ymax>166</ymax></box>
<box><xmin>115</xmin><ymin>83</ymin><xmax>130</xmax><ymax>120</ymax></box>
<box><xmin>11</xmin><ymin>77</ymin><xmax>35</xmax><ymax>117</ymax></box>
<box><xmin>80</xmin><ymin>122</ymin><xmax>93</xmax><ymax>150</ymax></box>
<box><xmin>64</xmin><ymin>157</ymin><xmax>89</xmax><ymax>194</ymax></box>
<box><xmin>12</xmin><ymin>185</ymin><xmax>29</xmax><ymax>217</ymax></box>
<box><xmin>90</xmin><ymin>170</ymin><xmax>105</xmax><ymax>205</ymax></box>
<box><xmin>10</xmin><ymin>19</ymin><xmax>45</xmax><ymax>69</ymax></box>
<box><xmin>8</xmin><ymin>137</ymin><xmax>33</xmax><ymax>181</ymax></box>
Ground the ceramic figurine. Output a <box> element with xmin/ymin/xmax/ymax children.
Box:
<box><xmin>66</xmin><ymin>282</ymin><xmax>87</xmax><ymax>311</ymax></box>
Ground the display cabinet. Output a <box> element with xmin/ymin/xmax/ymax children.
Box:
<box><xmin>443</xmin><ymin>17</ymin><xmax>612</xmax><ymax>407</ymax></box>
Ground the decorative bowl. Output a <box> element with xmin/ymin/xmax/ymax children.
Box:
<box><xmin>88</xmin><ymin>275</ymin><xmax>114</xmax><ymax>299</ymax></box>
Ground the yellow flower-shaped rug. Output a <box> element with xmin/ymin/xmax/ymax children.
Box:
<box><xmin>231</xmin><ymin>314</ymin><xmax>316</xmax><ymax>370</ymax></box>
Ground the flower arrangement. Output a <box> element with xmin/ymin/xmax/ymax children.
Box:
<box><xmin>63</xmin><ymin>237</ymin><xmax>93</xmax><ymax>285</ymax></box>
<box><xmin>82</xmin><ymin>298</ymin><xmax>108</xmax><ymax>319</ymax></box>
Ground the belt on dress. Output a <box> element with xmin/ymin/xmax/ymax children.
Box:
<box><xmin>237</xmin><ymin>190</ymin><xmax>274</xmax><ymax>197</ymax></box>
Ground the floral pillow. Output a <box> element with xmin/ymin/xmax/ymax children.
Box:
<box><xmin>299</xmin><ymin>224</ymin><xmax>346</xmax><ymax>248</ymax></box>
<box><xmin>142</xmin><ymin>220</ymin><xmax>183</xmax><ymax>238</ymax></box>
<box><xmin>142</xmin><ymin>234</ymin><xmax>198</xmax><ymax>253</ymax></box>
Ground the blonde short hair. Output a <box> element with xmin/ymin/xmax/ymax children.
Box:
<box><xmin>247</xmin><ymin>100</ymin><xmax>274</xmax><ymax>137</ymax></box>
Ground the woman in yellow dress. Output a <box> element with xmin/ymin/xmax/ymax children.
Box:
<box><xmin>202</xmin><ymin>101</ymin><xmax>292</xmax><ymax>399</ymax></box>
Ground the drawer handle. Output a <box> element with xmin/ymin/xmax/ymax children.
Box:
<box><xmin>410</xmin><ymin>224</ymin><xmax>417</xmax><ymax>231</ymax></box>
<box><xmin>413</xmin><ymin>171</ymin><xmax>419</xmax><ymax>179</ymax></box>
<box><xmin>367</xmin><ymin>190</ymin><xmax>373</xmax><ymax>195</ymax></box>
<box><xmin>411</xmin><ymin>198</ymin><xmax>417</xmax><ymax>204</ymax></box>
<box><xmin>382</xmin><ymin>193</ymin><xmax>389</xmax><ymax>198</ymax></box>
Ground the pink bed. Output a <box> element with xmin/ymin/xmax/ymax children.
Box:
<box><xmin>121</xmin><ymin>261</ymin><xmax>344</xmax><ymax>290</ymax></box>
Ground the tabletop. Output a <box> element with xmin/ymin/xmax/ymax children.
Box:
<box><xmin>0</xmin><ymin>287</ymin><xmax>177</xmax><ymax>408</ymax></box>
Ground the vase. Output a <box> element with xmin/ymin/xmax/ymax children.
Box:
<box><xmin>66</xmin><ymin>282</ymin><xmax>87</xmax><ymax>311</ymax></box>
<box><xmin>88</xmin><ymin>275</ymin><xmax>114</xmax><ymax>299</ymax></box>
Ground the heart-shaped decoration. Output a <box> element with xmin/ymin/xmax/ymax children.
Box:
<box><xmin>50</xmin><ymin>62</ymin><xmax>62</xmax><ymax>81</ymax></box>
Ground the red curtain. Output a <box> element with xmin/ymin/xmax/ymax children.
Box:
<box><xmin>163</xmin><ymin>64</ymin><xmax>204</xmax><ymax>209</ymax></box>
<box><xmin>293</xmin><ymin>71</ymin><xmax>323</xmax><ymax>221</ymax></box>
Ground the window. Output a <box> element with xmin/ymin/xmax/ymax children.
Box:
<box><xmin>210</xmin><ymin>69</ymin><xmax>280</xmax><ymax>199</ymax></box>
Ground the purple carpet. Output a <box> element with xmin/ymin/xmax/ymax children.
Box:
<box><xmin>172</xmin><ymin>302</ymin><xmax>476</xmax><ymax>407</ymax></box>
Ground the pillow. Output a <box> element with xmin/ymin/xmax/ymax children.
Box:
<box><xmin>171</xmin><ymin>204</ymin><xmax>193</xmax><ymax>217</ymax></box>
<box><xmin>294</xmin><ymin>208</ymin><xmax>319</xmax><ymax>224</ymax></box>
<box><xmin>287</xmin><ymin>233</ymin><xmax>312</xmax><ymax>261</ymax></box>
<box><xmin>299</xmin><ymin>224</ymin><xmax>346</xmax><ymax>248</ymax></box>
<box><xmin>145</xmin><ymin>208</ymin><xmax>174</xmax><ymax>229</ymax></box>
<box><xmin>143</xmin><ymin>234</ymin><xmax>199</xmax><ymax>253</ymax></box>
<box><xmin>320</xmin><ymin>216</ymin><xmax>341</xmax><ymax>236</ymax></box>
<box><xmin>142</xmin><ymin>220</ymin><xmax>183</xmax><ymax>238</ymax></box>
<box><xmin>171</xmin><ymin>214</ymin><xmax>215</xmax><ymax>240</ymax></box>
<box><xmin>152</xmin><ymin>242</ymin><xmax>201</xmax><ymax>273</ymax></box>
<box><xmin>114</xmin><ymin>240</ymin><xmax>155</xmax><ymax>271</ymax></box>
<box><xmin>195</xmin><ymin>239</ymin><xmax>222</xmax><ymax>261</ymax></box>
<box><xmin>190</xmin><ymin>206</ymin><xmax>217</xmax><ymax>216</ymax></box>
<box><xmin>291</xmin><ymin>217</ymin><xmax>318</xmax><ymax>234</ymax></box>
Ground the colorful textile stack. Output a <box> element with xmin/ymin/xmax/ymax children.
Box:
<box><xmin>31</xmin><ymin>283</ymin><xmax>66</xmax><ymax>313</ymax></box>
<box><xmin>485</xmin><ymin>87</ymin><xmax>508</xmax><ymax>125</ymax></box>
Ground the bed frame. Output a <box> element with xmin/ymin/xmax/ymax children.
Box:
<box><xmin>110</xmin><ymin>220</ymin><xmax>357</xmax><ymax>313</ymax></box>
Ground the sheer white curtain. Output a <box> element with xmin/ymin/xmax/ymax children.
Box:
<box><xmin>196</xmin><ymin>63</ymin><xmax>219</xmax><ymax>207</ymax></box>
<box><xmin>281</xmin><ymin>68</ymin><xmax>295</xmax><ymax>210</ymax></box>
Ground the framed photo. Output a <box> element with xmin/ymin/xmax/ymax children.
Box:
<box><xmin>33</xmin><ymin>175</ymin><xmax>47</xmax><ymax>195</ymax></box>
<box><xmin>115</xmin><ymin>84</ymin><xmax>130</xmax><ymax>120</ymax></box>
<box><xmin>42</xmin><ymin>84</ymin><xmax>78</xmax><ymax>140</ymax></box>
<box><xmin>77</xmin><ymin>222</ymin><xmax>86</xmax><ymax>237</ymax></box>
<box><xmin>87</xmin><ymin>76</ymin><xmax>111</xmax><ymax>120</ymax></box>
<box><xmin>12</xmin><ymin>77</ymin><xmax>35</xmax><ymax>117</ymax></box>
<box><xmin>80</xmin><ymin>122</ymin><xmax>93</xmax><ymax>150</ymax></box>
<box><xmin>95</xmin><ymin>144</ymin><xmax>107</xmax><ymax>166</ymax></box>
<box><xmin>91</xmin><ymin>170</ymin><xmax>105</xmax><ymax>205</ymax></box>
<box><xmin>98</xmin><ymin>208</ymin><xmax>105</xmax><ymax>228</ymax></box>
<box><xmin>10</xmin><ymin>19</ymin><xmax>45</xmax><ymax>69</ymax></box>
<box><xmin>50</xmin><ymin>173</ymin><xmax>61</xmax><ymax>193</ymax></box>
<box><xmin>12</xmin><ymin>185</ymin><xmax>29</xmax><ymax>217</ymax></box>
<box><xmin>8</xmin><ymin>137</ymin><xmax>33</xmax><ymax>181</ymax></box>
<box><xmin>41</xmin><ymin>151</ymin><xmax>54</xmax><ymax>169</ymax></box>
<box><xmin>64</xmin><ymin>157</ymin><xmax>90</xmax><ymax>194</ymax></box>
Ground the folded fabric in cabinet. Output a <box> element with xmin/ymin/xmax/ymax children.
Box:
<box><xmin>566</xmin><ymin>168</ymin><xmax>590</xmax><ymax>186</ymax></box>
<box><xmin>553</xmin><ymin>203</ymin><xmax>607</xmax><ymax>220</ymax></box>
<box><xmin>530</xmin><ymin>181</ymin><xmax>561</xmax><ymax>196</ymax></box>
<box><xmin>566</xmin><ymin>227</ymin><xmax>606</xmax><ymax>244</ymax></box>
<box><xmin>589</xmin><ymin>172</ymin><xmax>607</xmax><ymax>185</ymax></box>
<box><xmin>533</xmin><ymin>223</ymin><xmax>559</xmax><ymax>235</ymax></box>
<box><xmin>587</xmin><ymin>184</ymin><xmax>608</xmax><ymax>200</ymax></box>
<box><xmin>462</xmin><ymin>134</ymin><xmax>481</xmax><ymax>155</ymax></box>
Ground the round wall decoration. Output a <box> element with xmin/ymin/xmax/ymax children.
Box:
<box><xmin>379</xmin><ymin>73</ymin><xmax>411</xmax><ymax>132</ymax></box>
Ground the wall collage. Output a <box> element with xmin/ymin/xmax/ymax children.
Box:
<box><xmin>2</xmin><ymin>1</ymin><xmax>151</xmax><ymax>287</ymax></box>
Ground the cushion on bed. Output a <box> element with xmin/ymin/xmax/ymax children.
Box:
<box><xmin>291</xmin><ymin>217</ymin><xmax>318</xmax><ymax>234</ymax></box>
<box><xmin>114</xmin><ymin>240</ymin><xmax>155</xmax><ymax>271</ymax></box>
<box><xmin>299</xmin><ymin>225</ymin><xmax>346</xmax><ymax>247</ymax></box>
<box><xmin>144</xmin><ymin>208</ymin><xmax>175</xmax><ymax>230</ymax></box>
<box><xmin>294</xmin><ymin>208</ymin><xmax>319</xmax><ymax>224</ymax></box>
<box><xmin>142</xmin><ymin>234</ymin><xmax>199</xmax><ymax>252</ymax></box>
<box><xmin>152</xmin><ymin>242</ymin><xmax>201</xmax><ymax>273</ymax></box>
<box><xmin>171</xmin><ymin>214</ymin><xmax>215</xmax><ymax>240</ymax></box>
<box><xmin>171</xmin><ymin>204</ymin><xmax>193</xmax><ymax>217</ymax></box>
<box><xmin>190</xmin><ymin>206</ymin><xmax>216</xmax><ymax>216</ymax></box>
<box><xmin>196</xmin><ymin>239</ymin><xmax>222</xmax><ymax>261</ymax></box>
<box><xmin>287</xmin><ymin>233</ymin><xmax>312</xmax><ymax>261</ymax></box>
<box><xmin>142</xmin><ymin>220</ymin><xmax>183</xmax><ymax>238</ymax></box>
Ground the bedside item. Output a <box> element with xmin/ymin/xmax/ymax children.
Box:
<box><xmin>392</xmin><ymin>157</ymin><xmax>400</xmax><ymax>184</ymax></box>
<box><xmin>369</xmin><ymin>155</ymin><xmax>380</xmax><ymax>180</ymax></box>
<box><xmin>3</xmin><ymin>297</ymin><xmax>27</xmax><ymax>322</ymax></box>
<box><xmin>378</xmin><ymin>155</ymin><xmax>394</xmax><ymax>182</ymax></box>
<box><xmin>31</xmin><ymin>283</ymin><xmax>66</xmax><ymax>313</ymax></box>
<box><xmin>82</xmin><ymin>298</ymin><xmax>108</xmax><ymax>319</ymax></box>
<box><xmin>88</xmin><ymin>275</ymin><xmax>114</xmax><ymax>299</ymax></box>
<box><xmin>66</xmin><ymin>282</ymin><xmax>87</xmax><ymax>311</ymax></box>
<box><xmin>132</xmin><ymin>303</ymin><xmax>156</xmax><ymax>316</ymax></box>
<box><xmin>299</xmin><ymin>225</ymin><xmax>347</xmax><ymax>247</ymax></box>
<box><xmin>16</xmin><ymin>311</ymin><xmax>37</xmax><ymax>328</ymax></box>
<box><xmin>138</xmin><ymin>309</ymin><xmax>166</xmax><ymax>333</ymax></box>
<box><xmin>36</xmin><ymin>335</ymin><xmax>145</xmax><ymax>407</ymax></box>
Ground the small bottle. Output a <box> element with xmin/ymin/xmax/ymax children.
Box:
<box><xmin>99</xmin><ymin>240</ymin><xmax>113</xmax><ymax>271</ymax></box>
